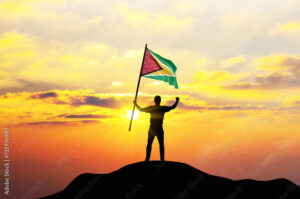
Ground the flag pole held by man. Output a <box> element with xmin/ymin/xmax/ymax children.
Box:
<box><xmin>129</xmin><ymin>44</ymin><xmax>179</xmax><ymax>161</ymax></box>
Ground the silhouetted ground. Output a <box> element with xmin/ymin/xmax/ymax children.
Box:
<box><xmin>40</xmin><ymin>161</ymin><xmax>300</xmax><ymax>199</ymax></box>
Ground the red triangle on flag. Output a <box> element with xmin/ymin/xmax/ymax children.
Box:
<box><xmin>141</xmin><ymin>48</ymin><xmax>161</xmax><ymax>76</ymax></box>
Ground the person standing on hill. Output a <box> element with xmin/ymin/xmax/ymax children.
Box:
<box><xmin>133</xmin><ymin>95</ymin><xmax>179</xmax><ymax>162</ymax></box>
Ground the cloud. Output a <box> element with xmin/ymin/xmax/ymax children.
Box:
<box><xmin>30</xmin><ymin>91</ymin><xmax>58</xmax><ymax>99</ymax></box>
<box><xmin>0</xmin><ymin>89</ymin><xmax>125</xmax><ymax>126</ymax></box>
<box><xmin>222</xmin><ymin>55</ymin><xmax>300</xmax><ymax>90</ymax></box>
<box><xmin>78</xmin><ymin>120</ymin><xmax>100</xmax><ymax>124</ymax></box>
<box><xmin>0</xmin><ymin>77</ymin><xmax>65</xmax><ymax>95</ymax></box>
<box><xmin>188</xmin><ymin>70</ymin><xmax>249</xmax><ymax>94</ymax></box>
<box><xmin>178</xmin><ymin>101</ymin><xmax>266</xmax><ymax>111</ymax></box>
<box><xmin>293</xmin><ymin>101</ymin><xmax>300</xmax><ymax>106</ymax></box>
<box><xmin>193</xmin><ymin>70</ymin><xmax>240</xmax><ymax>84</ymax></box>
<box><xmin>65</xmin><ymin>114</ymin><xmax>111</xmax><ymax>119</ymax></box>
<box><xmin>220</xmin><ymin>56</ymin><xmax>246</xmax><ymax>68</ymax></box>
<box><xmin>222</xmin><ymin>82</ymin><xmax>258</xmax><ymax>90</ymax></box>
<box><xmin>0</xmin><ymin>1</ymin><xmax>299</xmax><ymax>117</ymax></box>
<box><xmin>71</xmin><ymin>96</ymin><xmax>119</xmax><ymax>108</ymax></box>
<box><xmin>223</xmin><ymin>72</ymin><xmax>300</xmax><ymax>90</ymax></box>
<box><xmin>0</xmin><ymin>0</ymin><xmax>298</xmax><ymax>57</ymax></box>
<box><xmin>0</xmin><ymin>1</ymin><xmax>36</xmax><ymax>15</ymax></box>
<box><xmin>22</xmin><ymin>120</ymin><xmax>99</xmax><ymax>126</ymax></box>
<box><xmin>0</xmin><ymin>32</ymin><xmax>138</xmax><ymax>93</ymax></box>
<box><xmin>255</xmin><ymin>72</ymin><xmax>299</xmax><ymax>88</ymax></box>
<box><xmin>283</xmin><ymin>57</ymin><xmax>300</xmax><ymax>76</ymax></box>
<box><xmin>0</xmin><ymin>1</ymin><xmax>71</xmax><ymax>38</ymax></box>
<box><xmin>253</xmin><ymin>54</ymin><xmax>292</xmax><ymax>71</ymax></box>
<box><xmin>28</xmin><ymin>90</ymin><xmax>122</xmax><ymax>108</ymax></box>
<box><xmin>282</xmin><ymin>97</ymin><xmax>300</xmax><ymax>109</ymax></box>
<box><xmin>24</xmin><ymin>121</ymin><xmax>68</xmax><ymax>125</ymax></box>
<box><xmin>110</xmin><ymin>2</ymin><xmax>194</xmax><ymax>30</ymax></box>
<box><xmin>271</xmin><ymin>21</ymin><xmax>300</xmax><ymax>33</ymax></box>
<box><xmin>2</xmin><ymin>89</ymin><xmax>300</xmax><ymax>127</ymax></box>
<box><xmin>28</xmin><ymin>90</ymin><xmax>69</xmax><ymax>105</ymax></box>
<box><xmin>0</xmin><ymin>70</ymin><xmax>21</xmax><ymax>89</ymax></box>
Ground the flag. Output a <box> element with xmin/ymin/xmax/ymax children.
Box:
<box><xmin>141</xmin><ymin>48</ymin><xmax>178</xmax><ymax>89</ymax></box>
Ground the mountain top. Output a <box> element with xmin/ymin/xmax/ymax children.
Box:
<box><xmin>40</xmin><ymin>161</ymin><xmax>300</xmax><ymax>199</ymax></box>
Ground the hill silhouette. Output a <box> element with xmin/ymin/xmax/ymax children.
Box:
<box><xmin>40</xmin><ymin>161</ymin><xmax>300</xmax><ymax>199</ymax></box>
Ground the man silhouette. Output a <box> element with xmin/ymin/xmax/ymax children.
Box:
<box><xmin>133</xmin><ymin>96</ymin><xmax>179</xmax><ymax>162</ymax></box>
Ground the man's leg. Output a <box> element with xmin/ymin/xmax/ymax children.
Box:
<box><xmin>145</xmin><ymin>128</ymin><xmax>155</xmax><ymax>162</ymax></box>
<box><xmin>157</xmin><ymin>128</ymin><xmax>165</xmax><ymax>161</ymax></box>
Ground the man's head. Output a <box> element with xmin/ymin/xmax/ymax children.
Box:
<box><xmin>154</xmin><ymin>95</ymin><xmax>161</xmax><ymax>105</ymax></box>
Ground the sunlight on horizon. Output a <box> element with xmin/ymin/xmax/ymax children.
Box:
<box><xmin>127</xmin><ymin>110</ymin><xmax>139</xmax><ymax>120</ymax></box>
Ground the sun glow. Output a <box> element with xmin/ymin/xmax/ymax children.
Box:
<box><xmin>127</xmin><ymin>110</ymin><xmax>139</xmax><ymax>120</ymax></box>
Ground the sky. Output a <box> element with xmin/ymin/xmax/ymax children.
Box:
<box><xmin>0</xmin><ymin>0</ymin><xmax>300</xmax><ymax>198</ymax></box>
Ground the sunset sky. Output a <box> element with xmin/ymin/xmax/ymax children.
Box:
<box><xmin>0</xmin><ymin>0</ymin><xmax>300</xmax><ymax>198</ymax></box>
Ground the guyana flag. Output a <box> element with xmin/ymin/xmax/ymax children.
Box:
<box><xmin>141</xmin><ymin>47</ymin><xmax>178</xmax><ymax>89</ymax></box>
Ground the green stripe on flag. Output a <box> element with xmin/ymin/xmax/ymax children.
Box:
<box><xmin>143</xmin><ymin>75</ymin><xmax>178</xmax><ymax>89</ymax></box>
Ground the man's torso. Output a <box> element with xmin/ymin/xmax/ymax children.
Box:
<box><xmin>147</xmin><ymin>105</ymin><xmax>170</xmax><ymax>127</ymax></box>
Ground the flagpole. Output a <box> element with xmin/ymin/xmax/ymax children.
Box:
<box><xmin>129</xmin><ymin>44</ymin><xmax>147</xmax><ymax>132</ymax></box>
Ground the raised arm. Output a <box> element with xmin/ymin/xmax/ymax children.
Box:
<box><xmin>133</xmin><ymin>100</ymin><xmax>152</xmax><ymax>113</ymax></box>
<box><xmin>168</xmin><ymin>97</ymin><xmax>179</xmax><ymax>110</ymax></box>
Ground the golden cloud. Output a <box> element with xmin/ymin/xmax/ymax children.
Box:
<box><xmin>220</xmin><ymin>56</ymin><xmax>246</xmax><ymax>68</ymax></box>
<box><xmin>271</xmin><ymin>21</ymin><xmax>300</xmax><ymax>33</ymax></box>
<box><xmin>2</xmin><ymin>89</ymin><xmax>296</xmax><ymax>126</ymax></box>
<box><xmin>222</xmin><ymin>54</ymin><xmax>300</xmax><ymax>90</ymax></box>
